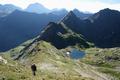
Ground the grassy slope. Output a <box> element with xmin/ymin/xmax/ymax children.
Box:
<box><xmin>0</xmin><ymin>54</ymin><xmax>31</xmax><ymax>80</ymax></box>
<box><xmin>0</xmin><ymin>41</ymin><xmax>91</xmax><ymax>80</ymax></box>
<box><xmin>81</xmin><ymin>48</ymin><xmax>120</xmax><ymax>80</ymax></box>
<box><xmin>0</xmin><ymin>41</ymin><xmax>112</xmax><ymax>80</ymax></box>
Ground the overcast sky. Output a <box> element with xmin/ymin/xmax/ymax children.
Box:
<box><xmin>0</xmin><ymin>0</ymin><xmax>120</xmax><ymax>13</ymax></box>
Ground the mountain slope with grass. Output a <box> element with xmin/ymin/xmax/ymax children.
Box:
<box><xmin>81</xmin><ymin>47</ymin><xmax>120</xmax><ymax>80</ymax></box>
<box><xmin>0</xmin><ymin>40</ymin><xmax>113</xmax><ymax>80</ymax></box>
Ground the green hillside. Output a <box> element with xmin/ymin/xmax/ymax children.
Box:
<box><xmin>0</xmin><ymin>41</ymin><xmax>113</xmax><ymax>80</ymax></box>
<box><xmin>81</xmin><ymin>48</ymin><xmax>120</xmax><ymax>80</ymax></box>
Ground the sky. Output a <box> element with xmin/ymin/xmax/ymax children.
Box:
<box><xmin>0</xmin><ymin>0</ymin><xmax>120</xmax><ymax>13</ymax></box>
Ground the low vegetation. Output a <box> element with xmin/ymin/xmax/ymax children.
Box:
<box><xmin>0</xmin><ymin>41</ymin><xmax>113</xmax><ymax>80</ymax></box>
<box><xmin>81</xmin><ymin>47</ymin><xmax>120</xmax><ymax>80</ymax></box>
<box><xmin>0</xmin><ymin>41</ymin><xmax>90</xmax><ymax>80</ymax></box>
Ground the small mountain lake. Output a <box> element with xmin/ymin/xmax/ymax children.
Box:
<box><xmin>70</xmin><ymin>49</ymin><xmax>85</xmax><ymax>59</ymax></box>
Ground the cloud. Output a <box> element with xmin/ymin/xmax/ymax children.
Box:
<box><xmin>0</xmin><ymin>0</ymin><xmax>120</xmax><ymax>12</ymax></box>
<box><xmin>74</xmin><ymin>1</ymin><xmax>120</xmax><ymax>13</ymax></box>
<box><xmin>100</xmin><ymin>0</ymin><xmax>120</xmax><ymax>4</ymax></box>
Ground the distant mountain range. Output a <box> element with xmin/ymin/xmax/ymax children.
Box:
<box><xmin>0</xmin><ymin>4</ymin><xmax>21</xmax><ymax>17</ymax></box>
<box><xmin>30</xmin><ymin>8</ymin><xmax>120</xmax><ymax>49</ymax></box>
<box><xmin>0</xmin><ymin>10</ymin><xmax>65</xmax><ymax>51</ymax></box>
<box><xmin>25</xmin><ymin>3</ymin><xmax>50</xmax><ymax>14</ymax></box>
<box><xmin>73</xmin><ymin>9</ymin><xmax>92</xmax><ymax>19</ymax></box>
<box><xmin>87</xmin><ymin>8</ymin><xmax>120</xmax><ymax>47</ymax></box>
<box><xmin>0</xmin><ymin>3</ymin><xmax>93</xmax><ymax>52</ymax></box>
<box><xmin>0</xmin><ymin>3</ymin><xmax>91</xmax><ymax>18</ymax></box>
<box><xmin>0</xmin><ymin>3</ymin><xmax>120</xmax><ymax>51</ymax></box>
<box><xmin>50</xmin><ymin>9</ymin><xmax>68</xmax><ymax>16</ymax></box>
<box><xmin>24</xmin><ymin>3</ymin><xmax>92</xmax><ymax>19</ymax></box>
<box><xmin>60</xmin><ymin>8</ymin><xmax>120</xmax><ymax>48</ymax></box>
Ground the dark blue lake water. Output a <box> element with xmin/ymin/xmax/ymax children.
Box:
<box><xmin>70</xmin><ymin>49</ymin><xmax>85</xmax><ymax>59</ymax></box>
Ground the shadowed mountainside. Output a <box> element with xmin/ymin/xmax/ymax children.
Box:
<box><xmin>61</xmin><ymin>8</ymin><xmax>120</xmax><ymax>48</ymax></box>
<box><xmin>0</xmin><ymin>8</ymin><xmax>120</xmax><ymax>51</ymax></box>
<box><xmin>0</xmin><ymin>10</ymin><xmax>64</xmax><ymax>52</ymax></box>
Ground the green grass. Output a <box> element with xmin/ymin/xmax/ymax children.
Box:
<box><xmin>81</xmin><ymin>47</ymin><xmax>120</xmax><ymax>79</ymax></box>
<box><xmin>98</xmin><ymin>67</ymin><xmax>120</xmax><ymax>80</ymax></box>
<box><xmin>81</xmin><ymin>48</ymin><xmax>120</xmax><ymax>67</ymax></box>
<box><xmin>0</xmin><ymin>41</ymin><xmax>95</xmax><ymax>80</ymax></box>
<box><xmin>1</xmin><ymin>41</ymin><xmax>119</xmax><ymax>80</ymax></box>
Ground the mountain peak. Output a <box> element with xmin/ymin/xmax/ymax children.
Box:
<box><xmin>41</xmin><ymin>22</ymin><xmax>58</xmax><ymax>34</ymax></box>
<box><xmin>89</xmin><ymin>8</ymin><xmax>120</xmax><ymax>22</ymax></box>
<box><xmin>99</xmin><ymin>8</ymin><xmax>113</xmax><ymax>13</ymax></box>
<box><xmin>39</xmin><ymin>21</ymin><xmax>90</xmax><ymax>49</ymax></box>
<box><xmin>73</xmin><ymin>9</ymin><xmax>85</xmax><ymax>14</ymax></box>
<box><xmin>50</xmin><ymin>8</ymin><xmax>68</xmax><ymax>16</ymax></box>
<box><xmin>73</xmin><ymin>9</ymin><xmax>92</xmax><ymax>19</ymax></box>
<box><xmin>45</xmin><ymin>22</ymin><xmax>57</xmax><ymax>29</ymax></box>
<box><xmin>25</xmin><ymin>3</ymin><xmax>50</xmax><ymax>14</ymax></box>
<box><xmin>98</xmin><ymin>8</ymin><xmax>120</xmax><ymax>15</ymax></box>
<box><xmin>73</xmin><ymin>8</ymin><xmax>79</xmax><ymax>12</ymax></box>
<box><xmin>68</xmin><ymin>11</ymin><xmax>76</xmax><ymax>16</ymax></box>
<box><xmin>0</xmin><ymin>4</ymin><xmax>21</xmax><ymax>12</ymax></box>
<box><xmin>28</xmin><ymin>3</ymin><xmax>44</xmax><ymax>7</ymax></box>
<box><xmin>62</xmin><ymin>11</ymin><xmax>78</xmax><ymax>22</ymax></box>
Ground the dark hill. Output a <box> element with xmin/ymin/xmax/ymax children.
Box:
<box><xmin>57</xmin><ymin>8</ymin><xmax>120</xmax><ymax>48</ymax></box>
<box><xmin>61</xmin><ymin>11</ymin><xmax>81</xmax><ymax>32</ymax></box>
<box><xmin>61</xmin><ymin>11</ymin><xmax>90</xmax><ymax>37</ymax></box>
<box><xmin>87</xmin><ymin>8</ymin><xmax>120</xmax><ymax>47</ymax></box>
<box><xmin>38</xmin><ymin>21</ymin><xmax>90</xmax><ymax>49</ymax></box>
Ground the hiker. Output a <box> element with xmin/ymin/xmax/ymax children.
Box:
<box><xmin>31</xmin><ymin>64</ymin><xmax>37</xmax><ymax>76</ymax></box>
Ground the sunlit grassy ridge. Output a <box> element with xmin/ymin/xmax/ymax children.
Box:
<box><xmin>0</xmin><ymin>41</ymin><xmax>112</xmax><ymax>80</ymax></box>
<box><xmin>0</xmin><ymin>41</ymin><xmax>91</xmax><ymax>80</ymax></box>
